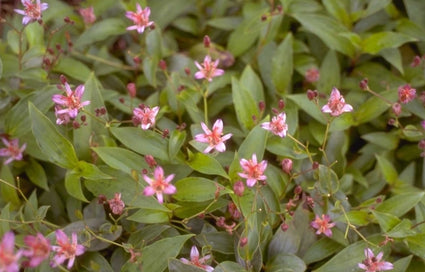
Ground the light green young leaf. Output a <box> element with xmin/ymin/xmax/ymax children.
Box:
<box><xmin>29</xmin><ymin>102</ymin><xmax>79</xmax><ymax>169</ymax></box>
<box><xmin>361</xmin><ymin>32</ymin><xmax>417</xmax><ymax>54</ymax></box>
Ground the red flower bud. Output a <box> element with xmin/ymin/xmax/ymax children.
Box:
<box><xmin>281</xmin><ymin>158</ymin><xmax>293</xmax><ymax>174</ymax></box>
<box><xmin>233</xmin><ymin>181</ymin><xmax>245</xmax><ymax>197</ymax></box>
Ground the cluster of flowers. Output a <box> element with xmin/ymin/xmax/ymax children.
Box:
<box><xmin>0</xmin><ymin>230</ymin><xmax>84</xmax><ymax>271</ymax></box>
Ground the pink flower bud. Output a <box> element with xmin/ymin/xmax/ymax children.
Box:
<box><xmin>203</xmin><ymin>35</ymin><xmax>211</xmax><ymax>48</ymax></box>
<box><xmin>233</xmin><ymin>181</ymin><xmax>245</xmax><ymax>197</ymax></box>
<box><xmin>60</xmin><ymin>74</ymin><xmax>68</xmax><ymax>84</ymax></box>
<box><xmin>307</xmin><ymin>89</ymin><xmax>318</xmax><ymax>100</ymax></box>
<box><xmin>144</xmin><ymin>155</ymin><xmax>157</xmax><ymax>168</ymax></box>
<box><xmin>411</xmin><ymin>55</ymin><xmax>422</xmax><ymax>67</ymax></box>
<box><xmin>127</xmin><ymin>83</ymin><xmax>136</xmax><ymax>98</ymax></box>
<box><xmin>281</xmin><ymin>158</ymin><xmax>293</xmax><ymax>174</ymax></box>
<box><xmin>280</xmin><ymin>223</ymin><xmax>289</xmax><ymax>231</ymax></box>
<box><xmin>359</xmin><ymin>78</ymin><xmax>369</xmax><ymax>90</ymax></box>
<box><xmin>392</xmin><ymin>103</ymin><xmax>402</xmax><ymax>116</ymax></box>
<box><xmin>239</xmin><ymin>237</ymin><xmax>248</xmax><ymax>247</ymax></box>
<box><xmin>159</xmin><ymin>59</ymin><xmax>167</xmax><ymax>71</ymax></box>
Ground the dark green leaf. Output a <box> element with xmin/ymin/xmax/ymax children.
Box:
<box><xmin>174</xmin><ymin>177</ymin><xmax>230</xmax><ymax>202</ymax></box>
<box><xmin>187</xmin><ymin>152</ymin><xmax>229</xmax><ymax>179</ymax></box>
<box><xmin>65</xmin><ymin>170</ymin><xmax>89</xmax><ymax>202</ymax></box>
<box><xmin>272</xmin><ymin>34</ymin><xmax>293</xmax><ymax>93</ymax></box>
<box><xmin>75</xmin><ymin>18</ymin><xmax>127</xmax><ymax>48</ymax></box>
<box><xmin>376</xmin><ymin>192</ymin><xmax>424</xmax><ymax>217</ymax></box>
<box><xmin>232</xmin><ymin>77</ymin><xmax>259</xmax><ymax>131</ymax></box>
<box><xmin>92</xmin><ymin>147</ymin><xmax>146</xmax><ymax>175</ymax></box>
<box><xmin>25</xmin><ymin>158</ymin><xmax>49</xmax><ymax>191</ymax></box>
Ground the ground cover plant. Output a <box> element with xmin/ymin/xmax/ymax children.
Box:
<box><xmin>1</xmin><ymin>0</ymin><xmax>425</xmax><ymax>271</ymax></box>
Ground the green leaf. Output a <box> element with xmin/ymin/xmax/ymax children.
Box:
<box><xmin>318</xmin><ymin>50</ymin><xmax>340</xmax><ymax>94</ymax></box>
<box><xmin>0</xmin><ymin>57</ymin><xmax>3</xmax><ymax>79</ymax></box>
<box><xmin>77</xmin><ymin>161</ymin><xmax>112</xmax><ymax>180</ymax></box>
<box><xmin>392</xmin><ymin>255</ymin><xmax>413</xmax><ymax>272</ymax></box>
<box><xmin>174</xmin><ymin>177</ymin><xmax>230</xmax><ymax>202</ymax></box>
<box><xmin>371</xmin><ymin>210</ymin><xmax>401</xmax><ymax>233</ymax></box>
<box><xmin>143</xmin><ymin>56</ymin><xmax>159</xmax><ymax>87</ymax></box>
<box><xmin>362</xmin><ymin>132</ymin><xmax>399</xmax><ymax>150</ymax></box>
<box><xmin>303</xmin><ymin>238</ymin><xmax>344</xmax><ymax>265</ymax></box>
<box><xmin>375</xmin><ymin>155</ymin><xmax>398</xmax><ymax>185</ymax></box>
<box><xmin>79</xmin><ymin>252</ymin><xmax>114</xmax><ymax>272</ymax></box>
<box><xmin>138</xmin><ymin>234</ymin><xmax>194</xmax><ymax>272</ymax></box>
<box><xmin>361</xmin><ymin>32</ymin><xmax>417</xmax><ymax>54</ymax></box>
<box><xmin>29</xmin><ymin>102</ymin><xmax>79</xmax><ymax>169</ymax></box>
<box><xmin>214</xmin><ymin>261</ymin><xmax>247</xmax><ymax>272</ymax></box>
<box><xmin>406</xmin><ymin>233</ymin><xmax>425</xmax><ymax>259</ymax></box>
<box><xmin>24</xmin><ymin>23</ymin><xmax>44</xmax><ymax>47</ymax></box>
<box><xmin>354</xmin><ymin>90</ymin><xmax>396</xmax><ymax>125</ymax></box>
<box><xmin>187</xmin><ymin>152</ymin><xmax>229</xmax><ymax>179</ymax></box>
<box><xmin>376</xmin><ymin>192</ymin><xmax>424</xmax><ymax>217</ymax></box>
<box><xmin>5</xmin><ymin>86</ymin><xmax>56</xmax><ymax>137</ymax></box>
<box><xmin>75</xmin><ymin>18</ymin><xmax>127</xmax><ymax>48</ymax></box>
<box><xmin>168</xmin><ymin>130</ymin><xmax>186</xmax><ymax>160</ymax></box>
<box><xmin>322</xmin><ymin>0</ymin><xmax>350</xmax><ymax>26</ymax></box>
<box><xmin>401</xmin><ymin>0</ymin><xmax>425</xmax><ymax>32</ymax></box>
<box><xmin>25</xmin><ymin>158</ymin><xmax>49</xmax><ymax>191</ymax></box>
<box><xmin>380</xmin><ymin>48</ymin><xmax>404</xmax><ymax>74</ymax></box>
<box><xmin>0</xmin><ymin>165</ymin><xmax>20</xmax><ymax>208</ymax></box>
<box><xmin>227</xmin><ymin>10</ymin><xmax>264</xmax><ymax>57</ymax></box>
<box><xmin>266</xmin><ymin>253</ymin><xmax>306</xmax><ymax>272</ymax></box>
<box><xmin>240</xmin><ymin>65</ymin><xmax>265</xmax><ymax>103</ymax></box>
<box><xmin>53</xmin><ymin>57</ymin><xmax>92</xmax><ymax>82</ymax></box>
<box><xmin>272</xmin><ymin>33</ymin><xmax>293</xmax><ymax>93</ymax></box>
<box><xmin>232</xmin><ymin>77</ymin><xmax>259</xmax><ymax>131</ymax></box>
<box><xmin>207</xmin><ymin>16</ymin><xmax>243</xmax><ymax>31</ymax></box>
<box><xmin>148</xmin><ymin>0</ymin><xmax>196</xmax><ymax>29</ymax></box>
<box><xmin>73</xmin><ymin>73</ymin><xmax>108</xmax><ymax>160</ymax></box>
<box><xmin>65</xmin><ymin>170</ymin><xmax>89</xmax><ymax>202</ymax></box>
<box><xmin>290</xmin><ymin>13</ymin><xmax>355</xmax><ymax>56</ymax></box>
<box><xmin>127</xmin><ymin>208</ymin><xmax>171</xmax><ymax>224</ymax></box>
<box><xmin>92</xmin><ymin>147</ymin><xmax>146</xmax><ymax>175</ymax></box>
<box><xmin>238</xmin><ymin>123</ymin><xmax>268</xmax><ymax>160</ymax></box>
<box><xmin>109</xmin><ymin>127</ymin><xmax>169</xmax><ymax>161</ymax></box>
<box><xmin>287</xmin><ymin>94</ymin><xmax>326</xmax><ymax>124</ymax></box>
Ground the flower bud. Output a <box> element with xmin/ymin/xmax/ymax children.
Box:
<box><xmin>239</xmin><ymin>237</ymin><xmax>248</xmax><ymax>247</ymax></box>
<box><xmin>278</xmin><ymin>99</ymin><xmax>285</xmax><ymax>110</ymax></box>
<box><xmin>392</xmin><ymin>103</ymin><xmax>402</xmax><ymax>116</ymax></box>
<box><xmin>60</xmin><ymin>74</ymin><xmax>68</xmax><ymax>84</ymax></box>
<box><xmin>359</xmin><ymin>78</ymin><xmax>369</xmax><ymax>91</ymax></box>
<box><xmin>411</xmin><ymin>55</ymin><xmax>422</xmax><ymax>67</ymax></box>
<box><xmin>307</xmin><ymin>89</ymin><xmax>318</xmax><ymax>100</ymax></box>
<box><xmin>280</xmin><ymin>223</ymin><xmax>289</xmax><ymax>231</ymax></box>
<box><xmin>281</xmin><ymin>158</ymin><xmax>293</xmax><ymax>174</ymax></box>
<box><xmin>294</xmin><ymin>185</ymin><xmax>302</xmax><ymax>195</ymax></box>
<box><xmin>127</xmin><ymin>83</ymin><xmax>136</xmax><ymax>98</ymax></box>
<box><xmin>144</xmin><ymin>155</ymin><xmax>157</xmax><ymax>168</ymax></box>
<box><xmin>203</xmin><ymin>35</ymin><xmax>211</xmax><ymax>48</ymax></box>
<box><xmin>312</xmin><ymin>161</ymin><xmax>319</xmax><ymax>170</ymax></box>
<box><xmin>258</xmin><ymin>101</ymin><xmax>265</xmax><ymax>112</ymax></box>
<box><xmin>159</xmin><ymin>60</ymin><xmax>167</xmax><ymax>71</ymax></box>
<box><xmin>233</xmin><ymin>181</ymin><xmax>245</xmax><ymax>197</ymax></box>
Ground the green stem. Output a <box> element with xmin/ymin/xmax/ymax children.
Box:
<box><xmin>203</xmin><ymin>87</ymin><xmax>209</xmax><ymax>125</ymax></box>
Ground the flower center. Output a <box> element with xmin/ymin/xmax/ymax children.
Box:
<box><xmin>24</xmin><ymin>2</ymin><xmax>41</xmax><ymax>19</ymax></box>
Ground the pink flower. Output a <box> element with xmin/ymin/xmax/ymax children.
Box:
<box><xmin>0</xmin><ymin>138</ymin><xmax>26</xmax><ymax>165</ymax></box>
<box><xmin>261</xmin><ymin>112</ymin><xmax>288</xmax><ymax>138</ymax></box>
<box><xmin>51</xmin><ymin>230</ymin><xmax>85</xmax><ymax>269</ymax></box>
<box><xmin>79</xmin><ymin>6</ymin><xmax>96</xmax><ymax>25</ymax></box>
<box><xmin>321</xmin><ymin>87</ymin><xmax>353</xmax><ymax>116</ymax></box>
<box><xmin>358</xmin><ymin>248</ymin><xmax>393</xmax><ymax>272</ymax></box>
<box><xmin>0</xmin><ymin>232</ymin><xmax>22</xmax><ymax>272</ymax></box>
<box><xmin>52</xmin><ymin>82</ymin><xmax>90</xmax><ymax>122</ymax></box>
<box><xmin>180</xmin><ymin>246</ymin><xmax>214</xmax><ymax>272</ymax></box>
<box><xmin>125</xmin><ymin>4</ymin><xmax>154</xmax><ymax>34</ymax></box>
<box><xmin>238</xmin><ymin>154</ymin><xmax>267</xmax><ymax>187</ymax></box>
<box><xmin>108</xmin><ymin>193</ymin><xmax>125</xmax><ymax>215</ymax></box>
<box><xmin>305</xmin><ymin>67</ymin><xmax>320</xmax><ymax>83</ymax></box>
<box><xmin>194</xmin><ymin>55</ymin><xmax>224</xmax><ymax>82</ymax></box>
<box><xmin>143</xmin><ymin>166</ymin><xmax>176</xmax><ymax>204</ymax></box>
<box><xmin>132</xmin><ymin>106</ymin><xmax>159</xmax><ymax>130</ymax></box>
<box><xmin>22</xmin><ymin>233</ymin><xmax>50</xmax><ymax>267</ymax></box>
<box><xmin>194</xmin><ymin>119</ymin><xmax>232</xmax><ymax>153</ymax></box>
<box><xmin>54</xmin><ymin>105</ymin><xmax>71</xmax><ymax>125</ymax></box>
<box><xmin>310</xmin><ymin>214</ymin><xmax>336</xmax><ymax>237</ymax></box>
<box><xmin>398</xmin><ymin>84</ymin><xmax>416</xmax><ymax>104</ymax></box>
<box><xmin>14</xmin><ymin>0</ymin><xmax>48</xmax><ymax>25</ymax></box>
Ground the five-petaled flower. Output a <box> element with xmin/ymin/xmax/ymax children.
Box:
<box><xmin>194</xmin><ymin>55</ymin><xmax>225</xmax><ymax>82</ymax></box>
<box><xmin>261</xmin><ymin>112</ymin><xmax>288</xmax><ymax>138</ymax></box>
<box><xmin>0</xmin><ymin>138</ymin><xmax>26</xmax><ymax>165</ymax></box>
<box><xmin>51</xmin><ymin>230</ymin><xmax>85</xmax><ymax>269</ymax></box>
<box><xmin>398</xmin><ymin>84</ymin><xmax>416</xmax><ymax>104</ymax></box>
<box><xmin>0</xmin><ymin>232</ymin><xmax>22</xmax><ymax>272</ymax></box>
<box><xmin>22</xmin><ymin>233</ymin><xmax>50</xmax><ymax>268</ymax></box>
<box><xmin>310</xmin><ymin>214</ymin><xmax>336</xmax><ymax>237</ymax></box>
<box><xmin>132</xmin><ymin>106</ymin><xmax>159</xmax><ymax>130</ymax></box>
<box><xmin>358</xmin><ymin>248</ymin><xmax>393</xmax><ymax>272</ymax></box>
<box><xmin>321</xmin><ymin>87</ymin><xmax>353</xmax><ymax>116</ymax></box>
<box><xmin>52</xmin><ymin>82</ymin><xmax>90</xmax><ymax>124</ymax></box>
<box><xmin>238</xmin><ymin>154</ymin><xmax>267</xmax><ymax>187</ymax></box>
<box><xmin>125</xmin><ymin>4</ymin><xmax>154</xmax><ymax>34</ymax></box>
<box><xmin>143</xmin><ymin>166</ymin><xmax>176</xmax><ymax>204</ymax></box>
<box><xmin>14</xmin><ymin>0</ymin><xmax>48</xmax><ymax>25</ymax></box>
<box><xmin>108</xmin><ymin>193</ymin><xmax>125</xmax><ymax>215</ymax></box>
<box><xmin>194</xmin><ymin>119</ymin><xmax>232</xmax><ymax>153</ymax></box>
<box><xmin>180</xmin><ymin>246</ymin><xmax>214</xmax><ymax>272</ymax></box>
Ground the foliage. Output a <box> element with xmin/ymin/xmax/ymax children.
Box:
<box><xmin>1</xmin><ymin>0</ymin><xmax>425</xmax><ymax>271</ymax></box>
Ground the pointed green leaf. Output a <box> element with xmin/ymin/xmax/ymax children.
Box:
<box><xmin>240</xmin><ymin>65</ymin><xmax>265</xmax><ymax>103</ymax></box>
<box><xmin>232</xmin><ymin>77</ymin><xmax>259</xmax><ymax>131</ymax></box>
<box><xmin>75</xmin><ymin>18</ymin><xmax>127</xmax><ymax>48</ymax></box>
<box><xmin>376</xmin><ymin>192</ymin><xmax>424</xmax><ymax>217</ymax></box>
<box><xmin>0</xmin><ymin>165</ymin><xmax>20</xmax><ymax>208</ymax></box>
<box><xmin>187</xmin><ymin>152</ymin><xmax>229</xmax><ymax>179</ymax></box>
<box><xmin>92</xmin><ymin>147</ymin><xmax>146</xmax><ymax>175</ymax></box>
<box><xmin>272</xmin><ymin>33</ymin><xmax>293</xmax><ymax>93</ymax></box>
<box><xmin>318</xmin><ymin>50</ymin><xmax>340</xmax><ymax>94</ymax></box>
<box><xmin>25</xmin><ymin>158</ymin><xmax>49</xmax><ymax>191</ymax></box>
<box><xmin>375</xmin><ymin>155</ymin><xmax>398</xmax><ymax>185</ymax></box>
<box><xmin>238</xmin><ymin>123</ymin><xmax>267</xmax><ymax>160</ymax></box>
<box><xmin>65</xmin><ymin>170</ymin><xmax>89</xmax><ymax>202</ymax></box>
<box><xmin>361</xmin><ymin>32</ymin><xmax>417</xmax><ymax>54</ymax></box>
<box><xmin>168</xmin><ymin>130</ymin><xmax>186</xmax><ymax>160</ymax></box>
<box><xmin>174</xmin><ymin>177</ymin><xmax>230</xmax><ymax>202</ymax></box>
<box><xmin>109</xmin><ymin>127</ymin><xmax>169</xmax><ymax>161</ymax></box>
<box><xmin>77</xmin><ymin>161</ymin><xmax>112</xmax><ymax>180</ymax></box>
<box><xmin>29</xmin><ymin>102</ymin><xmax>78</xmax><ymax>169</ymax></box>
